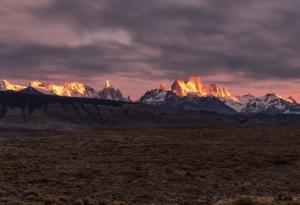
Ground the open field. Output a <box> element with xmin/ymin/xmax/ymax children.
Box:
<box><xmin>1</xmin><ymin>124</ymin><xmax>300</xmax><ymax>204</ymax></box>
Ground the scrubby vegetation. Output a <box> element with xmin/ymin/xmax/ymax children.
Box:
<box><xmin>1</xmin><ymin>124</ymin><xmax>300</xmax><ymax>204</ymax></box>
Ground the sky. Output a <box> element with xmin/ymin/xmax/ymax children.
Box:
<box><xmin>0</xmin><ymin>0</ymin><xmax>300</xmax><ymax>100</ymax></box>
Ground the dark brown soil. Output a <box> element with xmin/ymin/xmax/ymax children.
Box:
<box><xmin>1</xmin><ymin>124</ymin><xmax>300</xmax><ymax>204</ymax></box>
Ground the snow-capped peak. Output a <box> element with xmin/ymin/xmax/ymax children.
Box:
<box><xmin>241</xmin><ymin>93</ymin><xmax>300</xmax><ymax>114</ymax></box>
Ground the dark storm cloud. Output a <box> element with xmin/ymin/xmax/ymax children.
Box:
<box><xmin>1</xmin><ymin>0</ymin><xmax>300</xmax><ymax>81</ymax></box>
<box><xmin>0</xmin><ymin>42</ymin><xmax>157</xmax><ymax>80</ymax></box>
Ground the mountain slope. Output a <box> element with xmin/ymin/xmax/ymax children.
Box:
<box><xmin>18</xmin><ymin>87</ymin><xmax>44</xmax><ymax>95</ymax></box>
<box><xmin>221</xmin><ymin>94</ymin><xmax>256</xmax><ymax>112</ymax></box>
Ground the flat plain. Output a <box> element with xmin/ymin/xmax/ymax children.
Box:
<box><xmin>1</xmin><ymin>123</ymin><xmax>300</xmax><ymax>205</ymax></box>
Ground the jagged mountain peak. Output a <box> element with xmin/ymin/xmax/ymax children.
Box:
<box><xmin>171</xmin><ymin>77</ymin><xmax>204</xmax><ymax>97</ymax></box>
<box><xmin>140</xmin><ymin>88</ymin><xmax>178</xmax><ymax>106</ymax></box>
<box><xmin>19</xmin><ymin>86</ymin><xmax>44</xmax><ymax>95</ymax></box>
<box><xmin>257</xmin><ymin>93</ymin><xmax>289</xmax><ymax>104</ymax></box>
<box><xmin>99</xmin><ymin>80</ymin><xmax>128</xmax><ymax>101</ymax></box>
<box><xmin>104</xmin><ymin>80</ymin><xmax>110</xmax><ymax>89</ymax></box>
<box><xmin>287</xmin><ymin>96</ymin><xmax>297</xmax><ymax>104</ymax></box>
<box><xmin>169</xmin><ymin>76</ymin><xmax>236</xmax><ymax>101</ymax></box>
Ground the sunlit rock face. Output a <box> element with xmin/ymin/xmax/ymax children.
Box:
<box><xmin>62</xmin><ymin>82</ymin><xmax>89</xmax><ymax>97</ymax></box>
<box><xmin>30</xmin><ymin>81</ymin><xmax>98</xmax><ymax>98</ymax></box>
<box><xmin>171</xmin><ymin>76</ymin><xmax>236</xmax><ymax>100</ymax></box>
<box><xmin>171</xmin><ymin>78</ymin><xmax>203</xmax><ymax>96</ymax></box>
<box><xmin>47</xmin><ymin>84</ymin><xmax>65</xmax><ymax>96</ymax></box>
<box><xmin>0</xmin><ymin>80</ymin><xmax>26</xmax><ymax>91</ymax></box>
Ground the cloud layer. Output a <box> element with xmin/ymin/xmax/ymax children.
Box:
<box><xmin>0</xmin><ymin>0</ymin><xmax>299</xmax><ymax>97</ymax></box>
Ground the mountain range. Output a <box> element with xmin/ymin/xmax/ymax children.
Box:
<box><xmin>0</xmin><ymin>79</ymin><xmax>129</xmax><ymax>101</ymax></box>
<box><xmin>1</xmin><ymin>76</ymin><xmax>299</xmax><ymax>115</ymax></box>
<box><xmin>139</xmin><ymin>76</ymin><xmax>300</xmax><ymax>115</ymax></box>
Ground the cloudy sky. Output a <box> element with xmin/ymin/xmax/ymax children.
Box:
<box><xmin>0</xmin><ymin>0</ymin><xmax>299</xmax><ymax>99</ymax></box>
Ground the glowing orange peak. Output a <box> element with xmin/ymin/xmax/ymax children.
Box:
<box><xmin>104</xmin><ymin>80</ymin><xmax>110</xmax><ymax>88</ymax></box>
<box><xmin>170</xmin><ymin>76</ymin><xmax>235</xmax><ymax>100</ymax></box>
<box><xmin>171</xmin><ymin>77</ymin><xmax>203</xmax><ymax>96</ymax></box>
<box><xmin>63</xmin><ymin>82</ymin><xmax>87</xmax><ymax>96</ymax></box>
